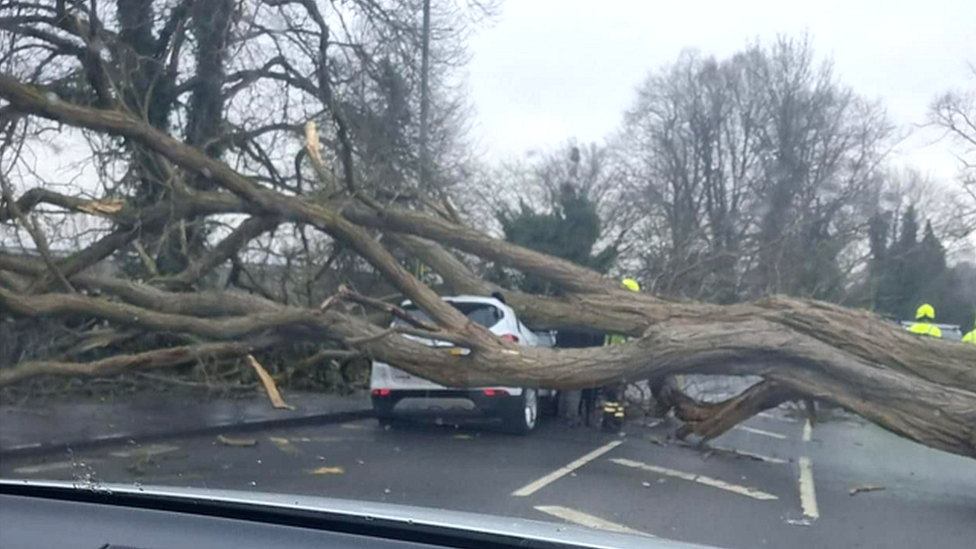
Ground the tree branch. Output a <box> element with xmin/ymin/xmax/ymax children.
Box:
<box><xmin>158</xmin><ymin>216</ymin><xmax>279</xmax><ymax>287</ymax></box>
<box><xmin>0</xmin><ymin>340</ymin><xmax>274</xmax><ymax>387</ymax></box>
<box><xmin>0</xmin><ymin>175</ymin><xmax>76</xmax><ymax>293</ymax></box>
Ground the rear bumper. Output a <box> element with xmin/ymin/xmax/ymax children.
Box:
<box><xmin>371</xmin><ymin>389</ymin><xmax>520</xmax><ymax>412</ymax></box>
<box><xmin>371</xmin><ymin>362</ymin><xmax>523</xmax><ymax>395</ymax></box>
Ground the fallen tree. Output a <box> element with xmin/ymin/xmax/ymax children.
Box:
<box><xmin>1</xmin><ymin>72</ymin><xmax>975</xmax><ymax>460</ymax></box>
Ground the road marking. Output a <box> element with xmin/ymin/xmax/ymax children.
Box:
<box><xmin>534</xmin><ymin>506</ymin><xmax>653</xmax><ymax>537</ymax></box>
<box><xmin>735</xmin><ymin>426</ymin><xmax>787</xmax><ymax>440</ymax></box>
<box><xmin>798</xmin><ymin>456</ymin><xmax>820</xmax><ymax>519</ymax></box>
<box><xmin>14</xmin><ymin>459</ymin><xmax>100</xmax><ymax>475</ymax></box>
<box><xmin>610</xmin><ymin>458</ymin><xmax>779</xmax><ymax>501</ymax></box>
<box><xmin>711</xmin><ymin>446</ymin><xmax>788</xmax><ymax>465</ymax></box>
<box><xmin>109</xmin><ymin>444</ymin><xmax>180</xmax><ymax>459</ymax></box>
<box><xmin>512</xmin><ymin>440</ymin><xmax>624</xmax><ymax>497</ymax></box>
<box><xmin>341</xmin><ymin>421</ymin><xmax>371</xmax><ymax>430</ymax></box>
<box><xmin>757</xmin><ymin>412</ymin><xmax>797</xmax><ymax>423</ymax></box>
<box><xmin>802</xmin><ymin>419</ymin><xmax>813</xmax><ymax>442</ymax></box>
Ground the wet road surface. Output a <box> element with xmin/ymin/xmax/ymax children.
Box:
<box><xmin>2</xmin><ymin>407</ymin><xmax>975</xmax><ymax>549</ymax></box>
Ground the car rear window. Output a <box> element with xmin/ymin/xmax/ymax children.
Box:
<box><xmin>396</xmin><ymin>302</ymin><xmax>503</xmax><ymax>329</ymax></box>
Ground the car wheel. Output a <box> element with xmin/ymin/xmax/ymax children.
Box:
<box><xmin>503</xmin><ymin>388</ymin><xmax>538</xmax><ymax>434</ymax></box>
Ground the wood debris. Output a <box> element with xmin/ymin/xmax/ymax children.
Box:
<box><xmin>216</xmin><ymin>434</ymin><xmax>257</xmax><ymax>447</ymax></box>
<box><xmin>248</xmin><ymin>354</ymin><xmax>295</xmax><ymax>410</ymax></box>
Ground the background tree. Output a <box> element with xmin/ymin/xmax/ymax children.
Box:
<box><xmin>496</xmin><ymin>183</ymin><xmax>616</xmax><ymax>295</ymax></box>
<box><xmin>928</xmin><ymin>64</ymin><xmax>976</xmax><ymax>234</ymax></box>
<box><xmin>615</xmin><ymin>37</ymin><xmax>892</xmax><ymax>304</ymax></box>
<box><xmin>866</xmin><ymin>201</ymin><xmax>974</xmax><ymax>327</ymax></box>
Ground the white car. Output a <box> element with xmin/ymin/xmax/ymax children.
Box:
<box><xmin>370</xmin><ymin>295</ymin><xmax>556</xmax><ymax>433</ymax></box>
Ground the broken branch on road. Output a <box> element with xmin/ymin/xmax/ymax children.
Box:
<box><xmin>1</xmin><ymin>74</ymin><xmax>975</xmax><ymax>460</ymax></box>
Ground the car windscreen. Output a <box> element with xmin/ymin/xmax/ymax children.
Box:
<box><xmin>396</xmin><ymin>302</ymin><xmax>503</xmax><ymax>329</ymax></box>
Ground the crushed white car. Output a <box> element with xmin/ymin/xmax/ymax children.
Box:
<box><xmin>370</xmin><ymin>295</ymin><xmax>555</xmax><ymax>433</ymax></box>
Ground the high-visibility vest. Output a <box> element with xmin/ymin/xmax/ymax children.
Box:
<box><xmin>604</xmin><ymin>333</ymin><xmax>627</xmax><ymax>346</ymax></box>
<box><xmin>908</xmin><ymin>322</ymin><xmax>942</xmax><ymax>338</ymax></box>
<box><xmin>963</xmin><ymin>330</ymin><xmax>975</xmax><ymax>344</ymax></box>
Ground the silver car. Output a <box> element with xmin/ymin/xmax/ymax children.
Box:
<box><xmin>370</xmin><ymin>295</ymin><xmax>556</xmax><ymax>433</ymax></box>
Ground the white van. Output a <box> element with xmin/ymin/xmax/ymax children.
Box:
<box><xmin>370</xmin><ymin>295</ymin><xmax>555</xmax><ymax>433</ymax></box>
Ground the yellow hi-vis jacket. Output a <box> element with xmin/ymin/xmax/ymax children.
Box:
<box><xmin>908</xmin><ymin>322</ymin><xmax>942</xmax><ymax>338</ymax></box>
<box><xmin>963</xmin><ymin>330</ymin><xmax>975</xmax><ymax>344</ymax></box>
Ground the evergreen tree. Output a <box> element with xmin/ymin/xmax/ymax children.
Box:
<box><xmin>498</xmin><ymin>183</ymin><xmax>616</xmax><ymax>295</ymax></box>
<box><xmin>867</xmin><ymin>212</ymin><xmax>892</xmax><ymax>312</ymax></box>
<box><xmin>890</xmin><ymin>205</ymin><xmax>920</xmax><ymax>318</ymax></box>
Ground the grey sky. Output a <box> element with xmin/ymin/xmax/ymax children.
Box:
<box><xmin>466</xmin><ymin>0</ymin><xmax>975</xmax><ymax>180</ymax></box>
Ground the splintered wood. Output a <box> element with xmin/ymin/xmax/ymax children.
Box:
<box><xmin>247</xmin><ymin>355</ymin><xmax>295</xmax><ymax>410</ymax></box>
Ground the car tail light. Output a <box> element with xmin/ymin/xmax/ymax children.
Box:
<box><xmin>483</xmin><ymin>389</ymin><xmax>509</xmax><ymax>396</ymax></box>
<box><xmin>372</xmin><ymin>389</ymin><xmax>391</xmax><ymax>397</ymax></box>
<box><xmin>500</xmin><ymin>333</ymin><xmax>519</xmax><ymax>343</ymax></box>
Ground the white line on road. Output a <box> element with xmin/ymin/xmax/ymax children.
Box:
<box><xmin>756</xmin><ymin>412</ymin><xmax>797</xmax><ymax>423</ymax></box>
<box><xmin>610</xmin><ymin>458</ymin><xmax>779</xmax><ymax>501</ymax></box>
<box><xmin>534</xmin><ymin>505</ymin><xmax>654</xmax><ymax>537</ymax></box>
<box><xmin>109</xmin><ymin>444</ymin><xmax>180</xmax><ymax>459</ymax></box>
<box><xmin>798</xmin><ymin>456</ymin><xmax>820</xmax><ymax>519</ymax></box>
<box><xmin>735</xmin><ymin>426</ymin><xmax>787</xmax><ymax>440</ymax></box>
<box><xmin>14</xmin><ymin>459</ymin><xmax>101</xmax><ymax>475</ymax></box>
<box><xmin>710</xmin><ymin>446</ymin><xmax>788</xmax><ymax>465</ymax></box>
<box><xmin>802</xmin><ymin>419</ymin><xmax>813</xmax><ymax>442</ymax></box>
<box><xmin>512</xmin><ymin>440</ymin><xmax>624</xmax><ymax>497</ymax></box>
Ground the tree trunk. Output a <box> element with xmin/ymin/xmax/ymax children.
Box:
<box><xmin>1</xmin><ymin>75</ymin><xmax>974</xmax><ymax>460</ymax></box>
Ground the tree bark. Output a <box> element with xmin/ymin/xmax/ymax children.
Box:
<box><xmin>1</xmin><ymin>74</ymin><xmax>974</xmax><ymax>460</ymax></box>
<box><xmin>0</xmin><ymin>340</ymin><xmax>271</xmax><ymax>387</ymax></box>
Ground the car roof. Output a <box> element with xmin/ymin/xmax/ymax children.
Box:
<box><xmin>400</xmin><ymin>295</ymin><xmax>512</xmax><ymax>314</ymax></box>
<box><xmin>401</xmin><ymin>295</ymin><xmax>506</xmax><ymax>307</ymax></box>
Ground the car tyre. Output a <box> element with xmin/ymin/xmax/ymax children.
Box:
<box><xmin>502</xmin><ymin>388</ymin><xmax>538</xmax><ymax>435</ymax></box>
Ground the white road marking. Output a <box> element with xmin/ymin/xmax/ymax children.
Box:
<box><xmin>735</xmin><ymin>426</ymin><xmax>787</xmax><ymax>440</ymax></box>
<box><xmin>711</xmin><ymin>446</ymin><xmax>788</xmax><ymax>465</ymax></box>
<box><xmin>109</xmin><ymin>444</ymin><xmax>180</xmax><ymax>458</ymax></box>
<box><xmin>14</xmin><ymin>460</ymin><xmax>100</xmax><ymax>474</ymax></box>
<box><xmin>512</xmin><ymin>440</ymin><xmax>624</xmax><ymax>497</ymax></box>
<box><xmin>534</xmin><ymin>505</ymin><xmax>654</xmax><ymax>537</ymax></box>
<box><xmin>757</xmin><ymin>412</ymin><xmax>797</xmax><ymax>423</ymax></box>
<box><xmin>610</xmin><ymin>458</ymin><xmax>779</xmax><ymax>501</ymax></box>
<box><xmin>798</xmin><ymin>456</ymin><xmax>820</xmax><ymax>519</ymax></box>
<box><xmin>802</xmin><ymin>419</ymin><xmax>813</xmax><ymax>442</ymax></box>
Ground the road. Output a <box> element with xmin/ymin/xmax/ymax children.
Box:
<box><xmin>2</xmin><ymin>405</ymin><xmax>975</xmax><ymax>549</ymax></box>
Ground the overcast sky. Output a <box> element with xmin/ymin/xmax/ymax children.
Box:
<box><xmin>465</xmin><ymin>0</ymin><xmax>975</xmax><ymax>181</ymax></box>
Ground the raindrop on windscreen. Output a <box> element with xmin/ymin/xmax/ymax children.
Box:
<box><xmin>250</xmin><ymin>481</ymin><xmax>257</xmax><ymax>487</ymax></box>
<box><xmin>201</xmin><ymin>167</ymin><xmax>213</xmax><ymax>179</ymax></box>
